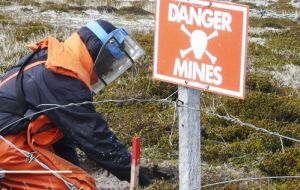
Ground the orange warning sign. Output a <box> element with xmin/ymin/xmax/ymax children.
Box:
<box><xmin>153</xmin><ymin>0</ymin><xmax>249</xmax><ymax>99</ymax></box>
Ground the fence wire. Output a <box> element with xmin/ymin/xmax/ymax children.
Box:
<box><xmin>201</xmin><ymin>175</ymin><xmax>300</xmax><ymax>188</ymax></box>
<box><xmin>0</xmin><ymin>135</ymin><xmax>81</xmax><ymax>190</ymax></box>
<box><xmin>0</xmin><ymin>90</ymin><xmax>300</xmax><ymax>189</ymax></box>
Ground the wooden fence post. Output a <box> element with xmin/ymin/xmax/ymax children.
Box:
<box><xmin>178</xmin><ymin>86</ymin><xmax>201</xmax><ymax>190</ymax></box>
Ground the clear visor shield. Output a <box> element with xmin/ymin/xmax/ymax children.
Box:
<box><xmin>91</xmin><ymin>31</ymin><xmax>145</xmax><ymax>93</ymax></box>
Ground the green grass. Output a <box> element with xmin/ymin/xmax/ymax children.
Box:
<box><xmin>248</xmin><ymin>17</ymin><xmax>300</xmax><ymax>67</ymax></box>
<box><xmin>41</xmin><ymin>2</ymin><xmax>69</xmax><ymax>12</ymax></box>
<box><xmin>94</xmin><ymin>24</ymin><xmax>300</xmax><ymax>188</ymax></box>
<box><xmin>0</xmin><ymin>13</ymin><xmax>14</xmax><ymax>25</ymax></box>
<box><xmin>249</xmin><ymin>17</ymin><xmax>298</xmax><ymax>28</ymax></box>
<box><xmin>66</xmin><ymin>0</ymin><xmax>86</xmax><ymax>6</ymax></box>
<box><xmin>118</xmin><ymin>6</ymin><xmax>153</xmax><ymax>16</ymax></box>
<box><xmin>0</xmin><ymin>0</ymin><xmax>12</xmax><ymax>6</ymax></box>
<box><xmin>267</xmin><ymin>0</ymin><xmax>299</xmax><ymax>13</ymax></box>
<box><xmin>14</xmin><ymin>22</ymin><xmax>54</xmax><ymax>41</ymax></box>
<box><xmin>0</xmin><ymin>1</ymin><xmax>298</xmax><ymax>189</ymax></box>
<box><xmin>15</xmin><ymin>0</ymin><xmax>40</xmax><ymax>6</ymax></box>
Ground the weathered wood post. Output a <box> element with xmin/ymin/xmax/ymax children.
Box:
<box><xmin>178</xmin><ymin>86</ymin><xmax>201</xmax><ymax>190</ymax></box>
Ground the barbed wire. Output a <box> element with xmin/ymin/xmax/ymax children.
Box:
<box><xmin>0</xmin><ymin>98</ymin><xmax>173</xmax><ymax>134</ymax></box>
<box><xmin>0</xmin><ymin>93</ymin><xmax>177</xmax><ymax>189</ymax></box>
<box><xmin>176</xmin><ymin>99</ymin><xmax>300</xmax><ymax>144</ymax></box>
<box><xmin>201</xmin><ymin>175</ymin><xmax>300</xmax><ymax>188</ymax></box>
<box><xmin>1</xmin><ymin>90</ymin><xmax>300</xmax><ymax>189</ymax></box>
<box><xmin>0</xmin><ymin>135</ymin><xmax>80</xmax><ymax>190</ymax></box>
<box><xmin>203</xmin><ymin>110</ymin><xmax>300</xmax><ymax>143</ymax></box>
<box><xmin>3</xmin><ymin>90</ymin><xmax>297</xmax><ymax>146</ymax></box>
<box><xmin>2</xmin><ymin>90</ymin><xmax>300</xmax><ymax>154</ymax></box>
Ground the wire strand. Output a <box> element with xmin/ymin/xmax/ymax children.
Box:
<box><xmin>201</xmin><ymin>176</ymin><xmax>300</xmax><ymax>188</ymax></box>
<box><xmin>0</xmin><ymin>135</ymin><xmax>79</xmax><ymax>190</ymax></box>
<box><xmin>204</xmin><ymin>110</ymin><xmax>300</xmax><ymax>143</ymax></box>
<box><xmin>1</xmin><ymin>90</ymin><xmax>300</xmax><ymax>189</ymax></box>
<box><xmin>0</xmin><ymin>92</ymin><xmax>178</xmax><ymax>189</ymax></box>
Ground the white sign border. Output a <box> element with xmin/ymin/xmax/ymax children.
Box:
<box><xmin>153</xmin><ymin>0</ymin><xmax>249</xmax><ymax>99</ymax></box>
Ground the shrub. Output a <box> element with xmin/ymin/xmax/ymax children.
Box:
<box><xmin>118</xmin><ymin>6</ymin><xmax>153</xmax><ymax>16</ymax></box>
<box><xmin>41</xmin><ymin>2</ymin><xmax>69</xmax><ymax>12</ymax></box>
<box><xmin>14</xmin><ymin>22</ymin><xmax>53</xmax><ymax>41</ymax></box>
<box><xmin>15</xmin><ymin>0</ymin><xmax>40</xmax><ymax>6</ymax></box>
<box><xmin>66</xmin><ymin>0</ymin><xmax>86</xmax><ymax>6</ymax></box>
<box><xmin>259</xmin><ymin>146</ymin><xmax>300</xmax><ymax>176</ymax></box>
<box><xmin>96</xmin><ymin>6</ymin><xmax>118</xmax><ymax>13</ymax></box>
<box><xmin>0</xmin><ymin>0</ymin><xmax>12</xmax><ymax>6</ymax></box>
<box><xmin>220</xmin><ymin>92</ymin><xmax>300</xmax><ymax>123</ymax></box>
<box><xmin>246</xmin><ymin>73</ymin><xmax>282</xmax><ymax>94</ymax></box>
<box><xmin>130</xmin><ymin>0</ymin><xmax>146</xmax><ymax>9</ymax></box>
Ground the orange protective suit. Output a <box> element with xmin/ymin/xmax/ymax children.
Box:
<box><xmin>0</xmin><ymin>33</ymin><xmax>97</xmax><ymax>190</ymax></box>
<box><xmin>0</xmin><ymin>115</ymin><xmax>96</xmax><ymax>190</ymax></box>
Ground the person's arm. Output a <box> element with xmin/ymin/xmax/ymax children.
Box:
<box><xmin>24</xmin><ymin>66</ymin><xmax>132</xmax><ymax>181</ymax></box>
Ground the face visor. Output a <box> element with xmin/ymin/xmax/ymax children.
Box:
<box><xmin>86</xmin><ymin>21</ymin><xmax>145</xmax><ymax>93</ymax></box>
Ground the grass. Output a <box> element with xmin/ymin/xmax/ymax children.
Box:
<box><xmin>239</xmin><ymin>0</ymin><xmax>299</xmax><ymax>13</ymax></box>
<box><xmin>249</xmin><ymin>17</ymin><xmax>298</xmax><ymax>28</ymax></box>
<box><xmin>267</xmin><ymin>0</ymin><xmax>300</xmax><ymax>13</ymax></box>
<box><xmin>97</xmin><ymin>6</ymin><xmax>118</xmax><ymax>13</ymax></box>
<box><xmin>66</xmin><ymin>0</ymin><xmax>86</xmax><ymax>6</ymax></box>
<box><xmin>14</xmin><ymin>22</ymin><xmax>54</xmax><ymax>41</ymax></box>
<box><xmin>0</xmin><ymin>16</ymin><xmax>297</xmax><ymax>190</ymax></box>
<box><xmin>94</xmin><ymin>28</ymin><xmax>300</xmax><ymax>189</ymax></box>
<box><xmin>41</xmin><ymin>2</ymin><xmax>69</xmax><ymax>12</ymax></box>
<box><xmin>0</xmin><ymin>13</ymin><xmax>14</xmax><ymax>25</ymax></box>
<box><xmin>0</xmin><ymin>25</ymin><xmax>70</xmax><ymax>70</ymax></box>
<box><xmin>0</xmin><ymin>1</ymin><xmax>299</xmax><ymax>189</ymax></box>
<box><xmin>15</xmin><ymin>0</ymin><xmax>40</xmax><ymax>6</ymax></box>
<box><xmin>0</xmin><ymin>0</ymin><xmax>12</xmax><ymax>6</ymax></box>
<box><xmin>118</xmin><ymin>6</ymin><xmax>153</xmax><ymax>16</ymax></box>
<box><xmin>248</xmin><ymin>17</ymin><xmax>300</xmax><ymax>67</ymax></box>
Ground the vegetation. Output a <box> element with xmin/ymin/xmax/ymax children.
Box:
<box><xmin>0</xmin><ymin>0</ymin><xmax>299</xmax><ymax>189</ymax></box>
<box><xmin>0</xmin><ymin>13</ymin><xmax>14</xmax><ymax>26</ymax></box>
<box><xmin>66</xmin><ymin>0</ymin><xmax>86</xmax><ymax>6</ymax></box>
<box><xmin>14</xmin><ymin>22</ymin><xmax>54</xmax><ymax>41</ymax></box>
<box><xmin>96</xmin><ymin>6</ymin><xmax>118</xmax><ymax>13</ymax></box>
<box><xmin>248</xmin><ymin>17</ymin><xmax>300</xmax><ymax>67</ymax></box>
<box><xmin>41</xmin><ymin>2</ymin><xmax>70</xmax><ymax>12</ymax></box>
<box><xmin>267</xmin><ymin>0</ymin><xmax>300</xmax><ymax>13</ymax></box>
<box><xmin>94</xmin><ymin>25</ymin><xmax>300</xmax><ymax>188</ymax></box>
<box><xmin>0</xmin><ymin>0</ymin><xmax>12</xmax><ymax>6</ymax></box>
<box><xmin>118</xmin><ymin>6</ymin><xmax>153</xmax><ymax>16</ymax></box>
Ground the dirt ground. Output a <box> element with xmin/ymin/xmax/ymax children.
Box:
<box><xmin>79</xmin><ymin>156</ymin><xmax>130</xmax><ymax>190</ymax></box>
<box><xmin>1</xmin><ymin>0</ymin><xmax>300</xmax><ymax>189</ymax></box>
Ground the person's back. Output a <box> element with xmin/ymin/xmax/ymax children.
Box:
<box><xmin>0</xmin><ymin>49</ymin><xmax>48</xmax><ymax>136</ymax></box>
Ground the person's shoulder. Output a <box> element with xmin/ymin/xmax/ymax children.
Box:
<box><xmin>27</xmin><ymin>64</ymin><xmax>91</xmax><ymax>97</ymax></box>
<box><xmin>44</xmin><ymin>67</ymin><xmax>89</xmax><ymax>89</ymax></box>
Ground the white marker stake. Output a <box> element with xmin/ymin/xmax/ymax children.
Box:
<box><xmin>130</xmin><ymin>137</ymin><xmax>141</xmax><ymax>190</ymax></box>
<box><xmin>178</xmin><ymin>86</ymin><xmax>201</xmax><ymax>190</ymax></box>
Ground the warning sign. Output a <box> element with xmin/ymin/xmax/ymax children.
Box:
<box><xmin>153</xmin><ymin>0</ymin><xmax>249</xmax><ymax>99</ymax></box>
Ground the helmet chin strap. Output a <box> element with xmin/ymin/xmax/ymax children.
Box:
<box><xmin>93</xmin><ymin>35</ymin><xmax>112</xmax><ymax>86</ymax></box>
<box><xmin>99</xmin><ymin>77</ymin><xmax>108</xmax><ymax>86</ymax></box>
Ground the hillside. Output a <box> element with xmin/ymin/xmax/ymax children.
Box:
<box><xmin>0</xmin><ymin>0</ymin><xmax>299</xmax><ymax>189</ymax></box>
